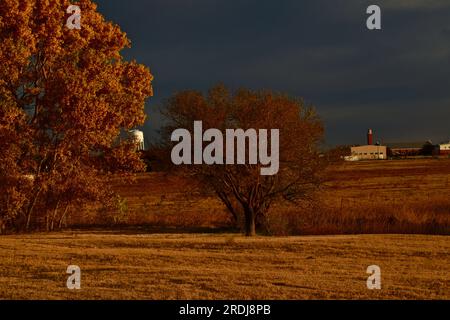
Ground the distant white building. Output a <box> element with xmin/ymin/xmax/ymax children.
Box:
<box><xmin>439</xmin><ymin>141</ymin><xmax>450</xmax><ymax>155</ymax></box>
<box><xmin>345</xmin><ymin>129</ymin><xmax>387</xmax><ymax>161</ymax></box>
<box><xmin>346</xmin><ymin>145</ymin><xmax>387</xmax><ymax>161</ymax></box>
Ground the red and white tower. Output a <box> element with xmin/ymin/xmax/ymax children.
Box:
<box><xmin>367</xmin><ymin>129</ymin><xmax>373</xmax><ymax>145</ymax></box>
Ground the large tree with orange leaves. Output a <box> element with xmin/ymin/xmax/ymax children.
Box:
<box><xmin>160</xmin><ymin>85</ymin><xmax>325</xmax><ymax>236</ymax></box>
<box><xmin>0</xmin><ymin>0</ymin><xmax>153</xmax><ymax>232</ymax></box>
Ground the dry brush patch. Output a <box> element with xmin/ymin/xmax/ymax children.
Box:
<box><xmin>68</xmin><ymin>159</ymin><xmax>450</xmax><ymax>235</ymax></box>
<box><xmin>312</xmin><ymin>159</ymin><xmax>450</xmax><ymax>235</ymax></box>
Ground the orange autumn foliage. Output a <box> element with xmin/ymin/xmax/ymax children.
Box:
<box><xmin>0</xmin><ymin>0</ymin><xmax>153</xmax><ymax>232</ymax></box>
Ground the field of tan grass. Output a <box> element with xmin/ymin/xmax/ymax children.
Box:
<box><xmin>1</xmin><ymin>159</ymin><xmax>447</xmax><ymax>300</ymax></box>
<box><xmin>70</xmin><ymin>158</ymin><xmax>450</xmax><ymax>235</ymax></box>
<box><xmin>0</xmin><ymin>232</ymin><xmax>448</xmax><ymax>300</ymax></box>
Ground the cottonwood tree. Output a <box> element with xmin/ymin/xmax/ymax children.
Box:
<box><xmin>0</xmin><ymin>0</ymin><xmax>153</xmax><ymax>232</ymax></box>
<box><xmin>160</xmin><ymin>85</ymin><xmax>325</xmax><ymax>236</ymax></box>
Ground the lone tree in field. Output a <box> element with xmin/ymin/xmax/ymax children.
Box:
<box><xmin>0</xmin><ymin>0</ymin><xmax>153</xmax><ymax>232</ymax></box>
<box><xmin>160</xmin><ymin>85</ymin><xmax>325</xmax><ymax>236</ymax></box>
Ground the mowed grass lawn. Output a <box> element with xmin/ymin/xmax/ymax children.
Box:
<box><xmin>0</xmin><ymin>232</ymin><xmax>448</xmax><ymax>299</ymax></box>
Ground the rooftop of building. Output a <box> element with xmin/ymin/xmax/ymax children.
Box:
<box><xmin>385</xmin><ymin>141</ymin><xmax>431</xmax><ymax>149</ymax></box>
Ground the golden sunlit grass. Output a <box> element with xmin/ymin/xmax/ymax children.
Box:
<box><xmin>311</xmin><ymin>159</ymin><xmax>450</xmax><ymax>234</ymax></box>
<box><xmin>72</xmin><ymin>158</ymin><xmax>450</xmax><ymax>235</ymax></box>
<box><xmin>0</xmin><ymin>232</ymin><xmax>448</xmax><ymax>300</ymax></box>
<box><xmin>1</xmin><ymin>159</ymin><xmax>448</xmax><ymax>300</ymax></box>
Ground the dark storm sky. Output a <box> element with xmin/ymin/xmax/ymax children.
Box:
<box><xmin>95</xmin><ymin>0</ymin><xmax>450</xmax><ymax>146</ymax></box>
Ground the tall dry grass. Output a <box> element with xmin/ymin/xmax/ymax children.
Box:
<box><xmin>68</xmin><ymin>159</ymin><xmax>450</xmax><ymax>235</ymax></box>
<box><xmin>265</xmin><ymin>196</ymin><xmax>449</xmax><ymax>236</ymax></box>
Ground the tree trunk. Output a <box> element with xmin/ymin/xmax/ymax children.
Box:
<box><xmin>244</xmin><ymin>207</ymin><xmax>256</xmax><ymax>237</ymax></box>
<box><xmin>50</xmin><ymin>201</ymin><xmax>60</xmax><ymax>231</ymax></box>
<box><xmin>25</xmin><ymin>188</ymin><xmax>42</xmax><ymax>231</ymax></box>
<box><xmin>58</xmin><ymin>205</ymin><xmax>70</xmax><ymax>229</ymax></box>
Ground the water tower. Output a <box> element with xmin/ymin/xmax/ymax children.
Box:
<box><xmin>129</xmin><ymin>129</ymin><xmax>145</xmax><ymax>151</ymax></box>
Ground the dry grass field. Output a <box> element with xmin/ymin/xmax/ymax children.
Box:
<box><xmin>0</xmin><ymin>232</ymin><xmax>448</xmax><ymax>300</ymax></box>
<box><xmin>0</xmin><ymin>159</ymin><xmax>449</xmax><ymax>300</ymax></box>
<box><xmin>71</xmin><ymin>158</ymin><xmax>450</xmax><ymax>235</ymax></box>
